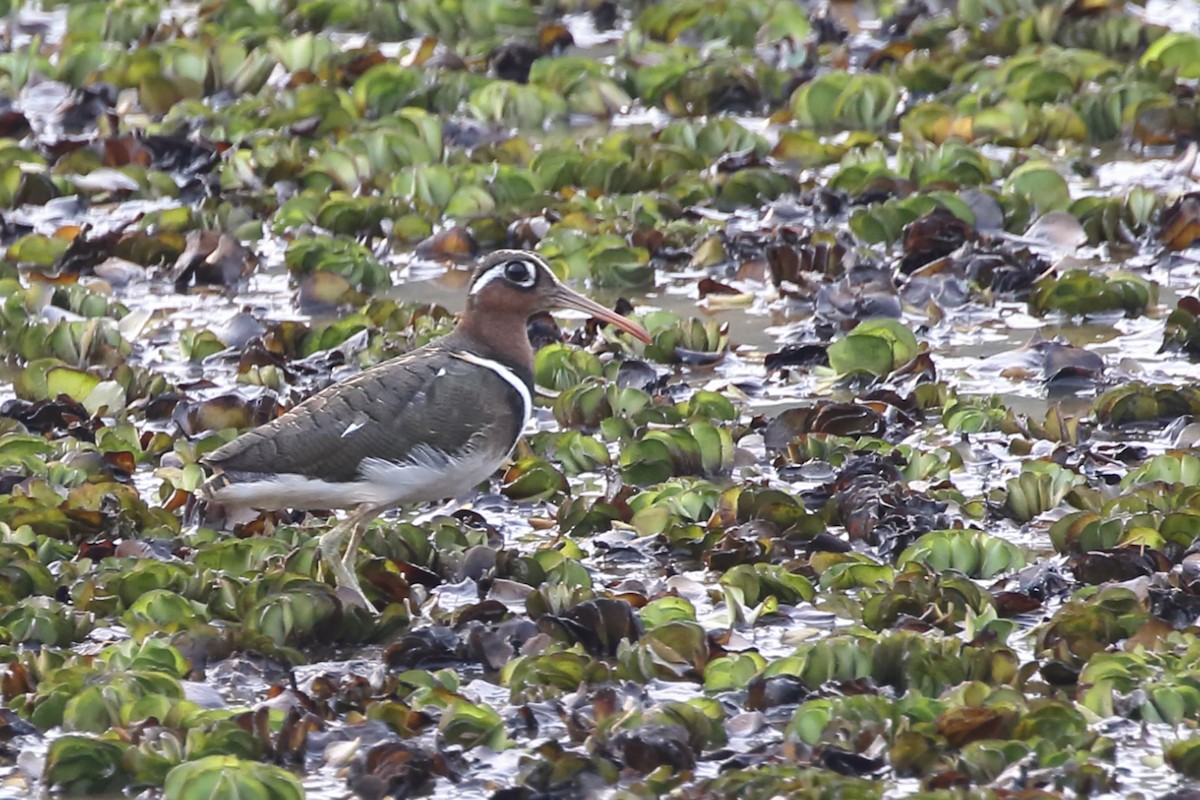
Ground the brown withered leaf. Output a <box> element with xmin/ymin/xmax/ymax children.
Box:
<box><xmin>359</xmin><ymin>561</ymin><xmax>414</xmax><ymax>606</ymax></box>
<box><xmin>545</xmin><ymin>598</ymin><xmax>642</xmax><ymax>657</ymax></box>
<box><xmin>936</xmin><ymin>706</ymin><xmax>1014</xmax><ymax>748</ymax></box>
<box><xmin>172</xmin><ymin>230</ymin><xmax>257</xmax><ymax>291</ymax></box>
<box><xmin>820</xmin><ymin>747</ymin><xmax>885</xmax><ymax>777</ymax></box>
<box><xmin>539</xmin><ymin>21</ymin><xmax>574</xmax><ymax>53</ymax></box>
<box><xmin>1123</xmin><ymin>619</ymin><xmax>1174</xmax><ymax>651</ymax></box>
<box><xmin>414</xmin><ymin>225</ymin><xmax>478</xmax><ymax>261</ymax></box>
<box><xmin>102</xmin><ymin>451</ymin><xmax>137</xmax><ymax>476</ymax></box>
<box><xmin>617</xmin><ymin>726</ymin><xmax>695</xmax><ymax>774</ymax></box>
<box><xmin>103</xmin><ymin>136</ymin><xmax>154</xmax><ymax>168</ymax></box>
<box><xmin>342</xmin><ymin>49</ymin><xmax>388</xmax><ymax>80</ymax></box>
<box><xmin>767</xmin><ymin>229</ymin><xmax>850</xmax><ymax>290</ymax></box>
<box><xmin>172</xmin><ymin>394</ymin><xmax>282</xmax><ymax>436</ymax></box>
<box><xmin>391</xmin><ymin>560</ymin><xmax>442</xmax><ymax>589</ymax></box>
<box><xmin>0</xmin><ymin>109</ymin><xmax>30</xmax><ymax>138</ymax></box>
<box><xmin>404</xmin><ymin>37</ymin><xmax>440</xmax><ymax>67</ymax></box>
<box><xmin>1161</xmin><ymin>192</ymin><xmax>1200</xmax><ymax>251</ymax></box>
<box><xmin>697</xmin><ymin>277</ymin><xmax>741</xmax><ymax>298</ymax></box>
<box><xmin>0</xmin><ymin>396</ymin><xmax>99</xmax><ymax>440</ymax></box>
<box><xmin>1069</xmin><ymin>548</ymin><xmax>1170</xmax><ymax>584</ymax></box>
<box><xmin>865</xmin><ymin>40</ymin><xmax>915</xmax><ymax>70</ymax></box>
<box><xmin>287</xmin><ymin>69</ymin><xmax>319</xmax><ymax>88</ymax></box>
<box><xmin>900</xmin><ymin>207</ymin><xmax>976</xmax><ymax>274</ymax></box>
<box><xmin>763</xmin><ymin>402</ymin><xmax>887</xmax><ymax>449</ymax></box>
<box><xmin>454</xmin><ymin>599</ymin><xmax>509</xmax><ymax>628</ymax></box>
<box><xmin>1132</xmin><ymin>105</ymin><xmax>1183</xmax><ymax>147</ymax></box>
<box><xmin>45</xmin><ymin>221</ymin><xmax>138</xmax><ymax>278</ymax></box>
<box><xmin>161</xmin><ymin>488</ymin><xmax>191</xmax><ymax>514</ymax></box>
<box><xmin>383</xmin><ymin>626</ymin><xmax>459</xmax><ymax>670</ymax></box>
<box><xmin>24</xmin><ymin>270</ymin><xmax>79</xmax><ymax>286</ymax></box>
<box><xmin>891</xmin><ymin>351</ymin><xmax>938</xmax><ymax>384</ymax></box>
<box><xmin>1</xmin><ymin>664</ymin><xmax>34</xmax><ymax>700</ymax></box>
<box><xmin>349</xmin><ymin>742</ymin><xmax>453</xmax><ymax>800</ymax></box>
<box><xmin>79</xmin><ymin>539</ymin><xmax>118</xmax><ymax>560</ymax></box>
<box><xmin>746</xmin><ymin>674</ymin><xmax>809</xmax><ymax>711</ymax></box>
<box><xmin>925</xmin><ymin>771</ymin><xmax>973</xmax><ymax>791</ymax></box>
<box><xmin>464</xmin><ymin>620</ymin><xmax>531</xmax><ymax>671</ymax></box>
<box><xmin>1041</xmin><ymin>341</ymin><xmax>1103</xmax><ymax>384</ymax></box>
<box><xmin>235</xmin><ymin>342</ymin><xmax>287</xmax><ymax>375</ymax></box>
<box><xmin>628</xmin><ymin>227</ymin><xmax>667</xmax><ymax>253</ymax></box>
<box><xmin>488</xmin><ymin>40</ymin><xmax>542</xmax><ymax>83</ymax></box>
<box><xmin>275</xmin><ymin>707</ymin><xmax>319</xmax><ymax>762</ymax></box>
<box><xmin>991</xmin><ymin>591</ymin><xmax>1044</xmax><ymax>616</ymax></box>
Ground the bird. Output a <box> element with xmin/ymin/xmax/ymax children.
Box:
<box><xmin>197</xmin><ymin>250</ymin><xmax>652</xmax><ymax>611</ymax></box>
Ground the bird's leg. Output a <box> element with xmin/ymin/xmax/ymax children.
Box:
<box><xmin>341</xmin><ymin>510</ymin><xmax>374</xmax><ymax>570</ymax></box>
<box><xmin>318</xmin><ymin>504</ymin><xmax>379</xmax><ymax>612</ymax></box>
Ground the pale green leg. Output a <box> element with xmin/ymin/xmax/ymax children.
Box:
<box><xmin>341</xmin><ymin>514</ymin><xmax>372</xmax><ymax>570</ymax></box>
<box><xmin>317</xmin><ymin>504</ymin><xmax>380</xmax><ymax>613</ymax></box>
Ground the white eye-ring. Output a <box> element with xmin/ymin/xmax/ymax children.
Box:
<box><xmin>469</xmin><ymin>253</ymin><xmax>547</xmax><ymax>296</ymax></box>
<box><xmin>502</xmin><ymin>259</ymin><xmax>537</xmax><ymax>288</ymax></box>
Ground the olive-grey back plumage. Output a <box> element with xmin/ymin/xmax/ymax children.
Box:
<box><xmin>203</xmin><ymin>334</ymin><xmax>530</xmax><ymax>486</ymax></box>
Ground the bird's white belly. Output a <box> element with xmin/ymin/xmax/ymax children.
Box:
<box><xmin>208</xmin><ymin>445</ymin><xmax>506</xmax><ymax>510</ymax></box>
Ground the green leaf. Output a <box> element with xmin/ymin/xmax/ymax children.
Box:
<box><xmin>827</xmin><ymin>333</ymin><xmax>894</xmax><ymax>376</ymax></box>
<box><xmin>827</xmin><ymin>319</ymin><xmax>919</xmax><ymax>376</ymax></box>
<box><xmin>163</xmin><ymin>756</ymin><xmax>303</xmax><ymax>800</ymax></box>
<box><xmin>45</xmin><ymin>735</ymin><xmax>129</xmax><ymax>794</ymax></box>
<box><xmin>1141</xmin><ymin>33</ymin><xmax>1200</xmax><ymax>78</ymax></box>
<box><xmin>439</xmin><ymin>700</ymin><xmax>511</xmax><ymax>750</ymax></box>
<box><xmin>898</xmin><ymin>531</ymin><xmax>1026</xmax><ymax>578</ymax></box>
<box><xmin>704</xmin><ymin>653</ymin><xmax>766</xmax><ymax>692</ymax></box>
<box><xmin>1004</xmin><ymin>161</ymin><xmax>1071</xmax><ymax>212</ymax></box>
<box><xmin>786</xmin><ymin>700</ymin><xmax>832</xmax><ymax>745</ymax></box>
<box><xmin>640</xmin><ymin>596</ymin><xmax>697</xmax><ymax>628</ymax></box>
<box><xmin>45</xmin><ymin>366</ymin><xmax>100</xmax><ymax>403</ymax></box>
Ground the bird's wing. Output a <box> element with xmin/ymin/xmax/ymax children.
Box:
<box><xmin>202</xmin><ymin>346</ymin><xmax>528</xmax><ymax>483</ymax></box>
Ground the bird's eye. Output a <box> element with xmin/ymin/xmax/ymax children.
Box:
<box><xmin>503</xmin><ymin>259</ymin><xmax>536</xmax><ymax>287</ymax></box>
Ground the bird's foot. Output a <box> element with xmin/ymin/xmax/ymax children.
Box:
<box><xmin>333</xmin><ymin>578</ymin><xmax>377</xmax><ymax>614</ymax></box>
<box><xmin>318</xmin><ymin>520</ymin><xmax>377</xmax><ymax>614</ymax></box>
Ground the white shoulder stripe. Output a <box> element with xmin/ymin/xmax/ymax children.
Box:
<box><xmin>450</xmin><ymin>351</ymin><xmax>533</xmax><ymax>431</ymax></box>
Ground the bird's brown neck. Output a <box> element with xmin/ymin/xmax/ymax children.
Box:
<box><xmin>452</xmin><ymin>309</ymin><xmax>536</xmax><ymax>378</ymax></box>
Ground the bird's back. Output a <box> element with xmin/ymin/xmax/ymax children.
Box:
<box><xmin>199</xmin><ymin>337</ymin><xmax>532</xmax><ymax>510</ymax></box>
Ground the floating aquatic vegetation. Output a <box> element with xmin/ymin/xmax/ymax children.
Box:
<box><xmin>1028</xmin><ymin>269</ymin><xmax>1157</xmax><ymax>317</ymax></box>
<box><xmin>2</xmin><ymin>0</ymin><xmax>1200</xmax><ymax>796</ymax></box>
<box><xmin>1163</xmin><ymin>295</ymin><xmax>1200</xmax><ymax>356</ymax></box>
<box><xmin>1094</xmin><ymin>383</ymin><xmax>1200</xmax><ymax>428</ymax></box>
<box><xmin>826</xmin><ymin>319</ymin><xmax>920</xmax><ymax>378</ymax></box>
